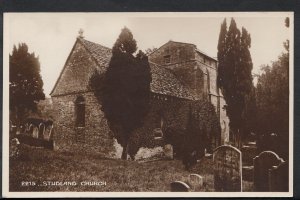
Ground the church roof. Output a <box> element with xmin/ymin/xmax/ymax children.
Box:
<box><xmin>51</xmin><ymin>38</ymin><xmax>195</xmax><ymax>100</ymax></box>
<box><xmin>79</xmin><ymin>38</ymin><xmax>112</xmax><ymax>68</ymax></box>
<box><xmin>80</xmin><ymin>38</ymin><xmax>195</xmax><ymax>100</ymax></box>
<box><xmin>149</xmin><ymin>62</ymin><xmax>195</xmax><ymax>100</ymax></box>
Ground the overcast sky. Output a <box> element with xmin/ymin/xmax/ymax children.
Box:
<box><xmin>5</xmin><ymin>13</ymin><xmax>291</xmax><ymax>97</ymax></box>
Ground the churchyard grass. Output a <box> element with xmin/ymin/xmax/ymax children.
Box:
<box><xmin>9</xmin><ymin>145</ymin><xmax>253</xmax><ymax>192</ymax></box>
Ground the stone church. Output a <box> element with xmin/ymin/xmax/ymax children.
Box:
<box><xmin>50</xmin><ymin>35</ymin><xmax>229</xmax><ymax>156</ymax></box>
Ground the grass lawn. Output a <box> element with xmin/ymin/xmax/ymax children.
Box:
<box><xmin>9</xmin><ymin>145</ymin><xmax>253</xmax><ymax>192</ymax></box>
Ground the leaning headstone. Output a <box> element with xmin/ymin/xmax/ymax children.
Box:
<box><xmin>253</xmin><ymin>151</ymin><xmax>283</xmax><ymax>191</ymax></box>
<box><xmin>188</xmin><ymin>174</ymin><xmax>203</xmax><ymax>191</ymax></box>
<box><xmin>268</xmin><ymin>161</ymin><xmax>288</xmax><ymax>192</ymax></box>
<box><xmin>164</xmin><ymin>144</ymin><xmax>173</xmax><ymax>159</ymax></box>
<box><xmin>170</xmin><ymin>181</ymin><xmax>190</xmax><ymax>192</ymax></box>
<box><xmin>213</xmin><ymin>145</ymin><xmax>242</xmax><ymax>192</ymax></box>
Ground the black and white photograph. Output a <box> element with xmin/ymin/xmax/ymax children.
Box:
<box><xmin>2</xmin><ymin>12</ymin><xmax>294</xmax><ymax>197</ymax></box>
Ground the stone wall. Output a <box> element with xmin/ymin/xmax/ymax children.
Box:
<box><xmin>51</xmin><ymin>39</ymin><xmax>115</xmax><ymax>155</ymax></box>
<box><xmin>52</xmin><ymin>92</ymin><xmax>115</xmax><ymax>156</ymax></box>
<box><xmin>150</xmin><ymin>42</ymin><xmax>206</xmax><ymax>100</ymax></box>
<box><xmin>149</xmin><ymin>41</ymin><xmax>196</xmax><ymax>65</ymax></box>
<box><xmin>149</xmin><ymin>41</ymin><xmax>230</xmax><ymax>147</ymax></box>
<box><xmin>51</xmin><ymin>40</ymin><xmax>100</xmax><ymax>96</ymax></box>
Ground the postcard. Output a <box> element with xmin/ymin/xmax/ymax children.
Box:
<box><xmin>2</xmin><ymin>12</ymin><xmax>294</xmax><ymax>198</ymax></box>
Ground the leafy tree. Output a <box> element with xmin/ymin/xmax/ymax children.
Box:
<box><xmin>9</xmin><ymin>43</ymin><xmax>45</xmax><ymax>125</ymax></box>
<box><xmin>90</xmin><ymin>27</ymin><xmax>151</xmax><ymax>160</ymax></box>
<box><xmin>255</xmin><ymin>18</ymin><xmax>289</xmax><ymax>159</ymax></box>
<box><xmin>217</xmin><ymin>18</ymin><xmax>253</xmax><ymax>147</ymax></box>
<box><xmin>256</xmin><ymin>52</ymin><xmax>289</xmax><ymax>158</ymax></box>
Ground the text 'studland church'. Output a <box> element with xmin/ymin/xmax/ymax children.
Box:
<box><xmin>50</xmin><ymin>35</ymin><xmax>230</xmax><ymax>157</ymax></box>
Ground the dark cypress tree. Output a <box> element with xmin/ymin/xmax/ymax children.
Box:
<box><xmin>217</xmin><ymin>18</ymin><xmax>253</xmax><ymax>147</ymax></box>
<box><xmin>9</xmin><ymin>43</ymin><xmax>45</xmax><ymax>125</ymax></box>
<box><xmin>239</xmin><ymin>27</ymin><xmax>254</xmax><ymax>142</ymax></box>
<box><xmin>90</xmin><ymin>27</ymin><xmax>151</xmax><ymax>160</ymax></box>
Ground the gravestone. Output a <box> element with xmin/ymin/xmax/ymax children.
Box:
<box><xmin>164</xmin><ymin>144</ymin><xmax>173</xmax><ymax>159</ymax></box>
<box><xmin>43</xmin><ymin>126</ymin><xmax>53</xmax><ymax>141</ymax></box>
<box><xmin>213</xmin><ymin>145</ymin><xmax>242</xmax><ymax>192</ymax></box>
<box><xmin>38</xmin><ymin>123</ymin><xmax>45</xmax><ymax>139</ymax></box>
<box><xmin>269</xmin><ymin>161</ymin><xmax>288</xmax><ymax>192</ymax></box>
<box><xmin>170</xmin><ymin>181</ymin><xmax>190</xmax><ymax>192</ymax></box>
<box><xmin>253</xmin><ymin>151</ymin><xmax>283</xmax><ymax>191</ymax></box>
<box><xmin>26</xmin><ymin>124</ymin><xmax>34</xmax><ymax>136</ymax></box>
<box><xmin>32</xmin><ymin>126</ymin><xmax>39</xmax><ymax>138</ymax></box>
<box><xmin>188</xmin><ymin>174</ymin><xmax>203</xmax><ymax>191</ymax></box>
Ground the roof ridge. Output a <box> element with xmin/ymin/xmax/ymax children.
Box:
<box><xmin>78</xmin><ymin>37</ymin><xmax>112</xmax><ymax>51</ymax></box>
<box><xmin>168</xmin><ymin>40</ymin><xmax>196</xmax><ymax>46</ymax></box>
<box><xmin>196</xmin><ymin>49</ymin><xmax>217</xmax><ymax>61</ymax></box>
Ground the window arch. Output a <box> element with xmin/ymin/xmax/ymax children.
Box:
<box><xmin>75</xmin><ymin>96</ymin><xmax>85</xmax><ymax>127</ymax></box>
<box><xmin>154</xmin><ymin>111</ymin><xmax>164</xmax><ymax>139</ymax></box>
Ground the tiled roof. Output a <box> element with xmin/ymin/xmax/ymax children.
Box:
<box><xmin>80</xmin><ymin>38</ymin><xmax>195</xmax><ymax>100</ymax></box>
<box><xmin>149</xmin><ymin>62</ymin><xmax>195</xmax><ymax>100</ymax></box>
<box><xmin>79</xmin><ymin>38</ymin><xmax>112</xmax><ymax>68</ymax></box>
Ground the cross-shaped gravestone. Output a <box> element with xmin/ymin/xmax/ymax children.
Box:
<box><xmin>253</xmin><ymin>151</ymin><xmax>284</xmax><ymax>191</ymax></box>
<box><xmin>170</xmin><ymin>181</ymin><xmax>190</xmax><ymax>192</ymax></box>
<box><xmin>188</xmin><ymin>174</ymin><xmax>203</xmax><ymax>191</ymax></box>
<box><xmin>213</xmin><ymin>145</ymin><xmax>242</xmax><ymax>192</ymax></box>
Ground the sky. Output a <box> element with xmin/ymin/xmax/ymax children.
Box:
<box><xmin>5</xmin><ymin>12</ymin><xmax>291</xmax><ymax>97</ymax></box>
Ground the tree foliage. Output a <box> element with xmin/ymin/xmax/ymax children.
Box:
<box><xmin>217</xmin><ymin>18</ymin><xmax>254</xmax><ymax>147</ymax></box>
<box><xmin>256</xmin><ymin>56</ymin><xmax>289</xmax><ymax>134</ymax></box>
<box><xmin>90</xmin><ymin>27</ymin><xmax>151</xmax><ymax>159</ymax></box>
<box><xmin>9</xmin><ymin>43</ymin><xmax>45</xmax><ymax>125</ymax></box>
<box><xmin>145</xmin><ymin>47</ymin><xmax>158</xmax><ymax>56</ymax></box>
<box><xmin>254</xmin><ymin>18</ymin><xmax>289</xmax><ymax>159</ymax></box>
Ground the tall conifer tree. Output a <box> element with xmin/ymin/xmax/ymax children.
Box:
<box><xmin>90</xmin><ymin>27</ymin><xmax>151</xmax><ymax>160</ymax></box>
<box><xmin>217</xmin><ymin>18</ymin><xmax>253</xmax><ymax>147</ymax></box>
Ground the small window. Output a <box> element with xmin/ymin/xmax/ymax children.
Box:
<box><xmin>75</xmin><ymin>96</ymin><xmax>85</xmax><ymax>127</ymax></box>
<box><xmin>164</xmin><ymin>55</ymin><xmax>171</xmax><ymax>64</ymax></box>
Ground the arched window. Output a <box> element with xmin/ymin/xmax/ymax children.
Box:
<box><xmin>154</xmin><ymin>111</ymin><xmax>164</xmax><ymax>139</ymax></box>
<box><xmin>75</xmin><ymin>96</ymin><xmax>85</xmax><ymax>127</ymax></box>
